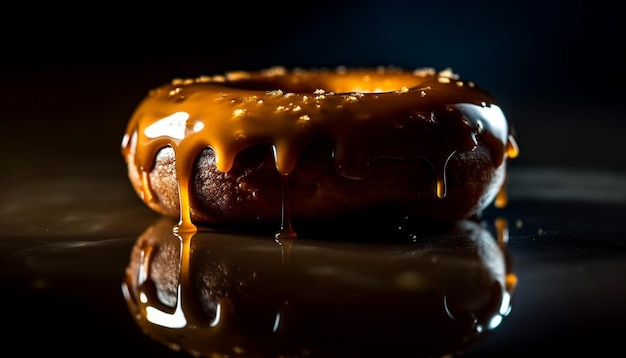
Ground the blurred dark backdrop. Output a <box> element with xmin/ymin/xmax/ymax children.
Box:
<box><xmin>1</xmin><ymin>3</ymin><xmax>625</xmax><ymax>357</ymax></box>
<box><xmin>2</xmin><ymin>0</ymin><xmax>625</xmax><ymax>172</ymax></box>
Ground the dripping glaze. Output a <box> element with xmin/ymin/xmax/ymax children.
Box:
<box><xmin>121</xmin><ymin>66</ymin><xmax>519</xmax><ymax>236</ymax></box>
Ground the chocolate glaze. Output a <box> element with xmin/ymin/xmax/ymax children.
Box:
<box><xmin>121</xmin><ymin>66</ymin><xmax>519</xmax><ymax>235</ymax></box>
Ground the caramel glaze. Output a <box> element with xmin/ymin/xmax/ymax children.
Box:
<box><xmin>121</xmin><ymin>66</ymin><xmax>519</xmax><ymax>235</ymax></box>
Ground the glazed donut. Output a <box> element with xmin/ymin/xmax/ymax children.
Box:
<box><xmin>121</xmin><ymin>66</ymin><xmax>519</xmax><ymax>236</ymax></box>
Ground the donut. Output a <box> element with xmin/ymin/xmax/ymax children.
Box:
<box><xmin>121</xmin><ymin>66</ymin><xmax>519</xmax><ymax>236</ymax></box>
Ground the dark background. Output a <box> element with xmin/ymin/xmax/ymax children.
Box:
<box><xmin>2</xmin><ymin>0</ymin><xmax>625</xmax><ymax>173</ymax></box>
<box><xmin>1</xmin><ymin>1</ymin><xmax>626</xmax><ymax>357</ymax></box>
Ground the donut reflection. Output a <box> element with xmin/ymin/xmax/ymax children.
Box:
<box><xmin>122</xmin><ymin>218</ymin><xmax>516</xmax><ymax>358</ymax></box>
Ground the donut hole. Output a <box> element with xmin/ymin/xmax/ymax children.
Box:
<box><xmin>224</xmin><ymin>70</ymin><xmax>430</xmax><ymax>94</ymax></box>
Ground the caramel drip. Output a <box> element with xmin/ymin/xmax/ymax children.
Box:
<box><xmin>495</xmin><ymin>186</ymin><xmax>508</xmax><ymax>209</ymax></box>
<box><xmin>494</xmin><ymin>217</ymin><xmax>509</xmax><ymax>244</ymax></box>
<box><xmin>174</xmin><ymin>147</ymin><xmax>197</xmax><ymax>233</ymax></box>
<box><xmin>505</xmin><ymin>273</ymin><xmax>518</xmax><ymax>293</ymax></box>
<box><xmin>122</xmin><ymin>67</ymin><xmax>517</xmax><ymax>234</ymax></box>
<box><xmin>436</xmin><ymin>180</ymin><xmax>446</xmax><ymax>199</ymax></box>
<box><xmin>275</xmin><ymin>174</ymin><xmax>298</xmax><ymax>241</ymax></box>
<box><xmin>432</xmin><ymin>151</ymin><xmax>456</xmax><ymax>199</ymax></box>
<box><xmin>495</xmin><ymin>135</ymin><xmax>521</xmax><ymax>209</ymax></box>
<box><xmin>140</xmin><ymin>171</ymin><xmax>154</xmax><ymax>202</ymax></box>
<box><xmin>493</xmin><ymin>217</ymin><xmax>518</xmax><ymax>301</ymax></box>
<box><xmin>506</xmin><ymin>134</ymin><xmax>520</xmax><ymax>159</ymax></box>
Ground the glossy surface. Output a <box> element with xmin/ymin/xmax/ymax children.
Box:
<box><xmin>2</xmin><ymin>64</ymin><xmax>626</xmax><ymax>357</ymax></box>
<box><xmin>122</xmin><ymin>216</ymin><xmax>515</xmax><ymax>358</ymax></box>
